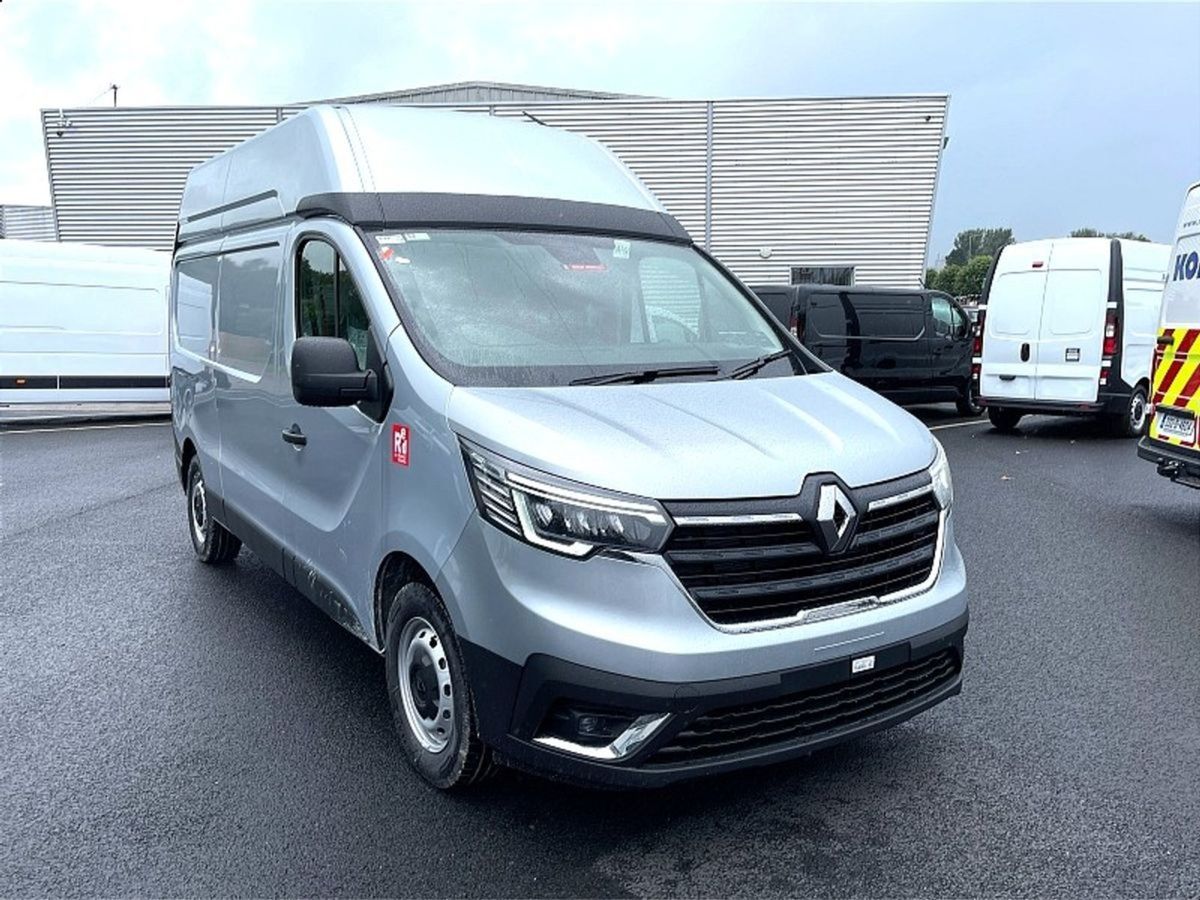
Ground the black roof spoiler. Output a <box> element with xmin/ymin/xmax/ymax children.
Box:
<box><xmin>296</xmin><ymin>192</ymin><xmax>693</xmax><ymax>243</ymax></box>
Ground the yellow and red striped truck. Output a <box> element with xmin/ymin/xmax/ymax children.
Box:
<box><xmin>1139</xmin><ymin>181</ymin><xmax>1200</xmax><ymax>489</ymax></box>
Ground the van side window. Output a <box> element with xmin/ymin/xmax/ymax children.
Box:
<box><xmin>847</xmin><ymin>293</ymin><xmax>924</xmax><ymax>339</ymax></box>
<box><xmin>216</xmin><ymin>243</ymin><xmax>280</xmax><ymax>376</ymax></box>
<box><xmin>297</xmin><ymin>239</ymin><xmax>370</xmax><ymax>369</ymax></box>
<box><xmin>175</xmin><ymin>255</ymin><xmax>218</xmax><ymax>359</ymax></box>
<box><xmin>808</xmin><ymin>293</ymin><xmax>849</xmax><ymax>338</ymax></box>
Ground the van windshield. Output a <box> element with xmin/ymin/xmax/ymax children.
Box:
<box><xmin>370</xmin><ymin>229</ymin><xmax>802</xmax><ymax>387</ymax></box>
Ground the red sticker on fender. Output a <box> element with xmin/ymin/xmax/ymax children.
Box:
<box><xmin>391</xmin><ymin>423</ymin><xmax>410</xmax><ymax>466</ymax></box>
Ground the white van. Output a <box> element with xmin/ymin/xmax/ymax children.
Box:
<box><xmin>1138</xmin><ymin>182</ymin><xmax>1200</xmax><ymax>488</ymax></box>
<box><xmin>976</xmin><ymin>237</ymin><xmax>1169</xmax><ymax>435</ymax></box>
<box><xmin>0</xmin><ymin>239</ymin><xmax>170</xmax><ymax>404</ymax></box>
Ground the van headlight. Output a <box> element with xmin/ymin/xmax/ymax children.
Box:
<box><xmin>461</xmin><ymin>440</ymin><xmax>672</xmax><ymax>558</ymax></box>
<box><xmin>929</xmin><ymin>438</ymin><xmax>953</xmax><ymax>510</ymax></box>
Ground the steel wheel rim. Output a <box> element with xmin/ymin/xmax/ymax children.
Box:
<box><xmin>398</xmin><ymin>616</ymin><xmax>455</xmax><ymax>754</ymax></box>
<box><xmin>1131</xmin><ymin>393</ymin><xmax>1147</xmax><ymax>431</ymax></box>
<box><xmin>190</xmin><ymin>476</ymin><xmax>207</xmax><ymax>544</ymax></box>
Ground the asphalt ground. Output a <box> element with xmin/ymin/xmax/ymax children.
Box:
<box><xmin>1</xmin><ymin>407</ymin><xmax>1198</xmax><ymax>898</ymax></box>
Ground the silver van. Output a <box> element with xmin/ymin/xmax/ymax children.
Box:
<box><xmin>170</xmin><ymin>106</ymin><xmax>967</xmax><ymax>789</ymax></box>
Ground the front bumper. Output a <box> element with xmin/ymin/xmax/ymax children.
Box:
<box><xmin>1138</xmin><ymin>436</ymin><xmax>1200</xmax><ymax>488</ymax></box>
<box><xmin>436</xmin><ymin>507</ymin><xmax>968</xmax><ymax>786</ymax></box>
<box><xmin>460</xmin><ymin>610</ymin><xmax>966</xmax><ymax>788</ymax></box>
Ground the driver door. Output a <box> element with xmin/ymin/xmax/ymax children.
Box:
<box><xmin>278</xmin><ymin>227</ymin><xmax>389</xmax><ymax>635</ymax></box>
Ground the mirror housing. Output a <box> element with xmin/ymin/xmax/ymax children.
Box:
<box><xmin>291</xmin><ymin>336</ymin><xmax>378</xmax><ymax>407</ymax></box>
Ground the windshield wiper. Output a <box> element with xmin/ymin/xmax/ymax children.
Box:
<box><xmin>718</xmin><ymin>349</ymin><xmax>794</xmax><ymax>380</ymax></box>
<box><xmin>569</xmin><ymin>364</ymin><xmax>720</xmax><ymax>386</ymax></box>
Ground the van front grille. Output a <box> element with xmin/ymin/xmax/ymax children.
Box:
<box><xmin>663</xmin><ymin>489</ymin><xmax>940</xmax><ymax>627</ymax></box>
<box><xmin>648</xmin><ymin>648</ymin><xmax>960</xmax><ymax>766</ymax></box>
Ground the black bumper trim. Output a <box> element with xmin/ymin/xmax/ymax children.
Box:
<box><xmin>460</xmin><ymin>610</ymin><xmax>967</xmax><ymax>788</ymax></box>
<box><xmin>1138</xmin><ymin>436</ymin><xmax>1200</xmax><ymax>486</ymax></box>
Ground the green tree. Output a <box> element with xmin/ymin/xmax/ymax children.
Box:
<box><xmin>1070</xmin><ymin>227</ymin><xmax>1149</xmax><ymax>242</ymax></box>
<box><xmin>935</xmin><ymin>264</ymin><xmax>961</xmax><ymax>295</ymax></box>
<box><xmin>954</xmin><ymin>254</ymin><xmax>993</xmax><ymax>297</ymax></box>
<box><xmin>945</xmin><ymin>228</ymin><xmax>1014</xmax><ymax>266</ymax></box>
<box><xmin>925</xmin><ymin>267</ymin><xmax>939</xmax><ymax>288</ymax></box>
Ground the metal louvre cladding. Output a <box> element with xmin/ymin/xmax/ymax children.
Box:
<box><xmin>41</xmin><ymin>93</ymin><xmax>946</xmax><ymax>286</ymax></box>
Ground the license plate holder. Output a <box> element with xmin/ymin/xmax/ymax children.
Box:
<box><xmin>1157</xmin><ymin>409</ymin><xmax>1197</xmax><ymax>443</ymax></box>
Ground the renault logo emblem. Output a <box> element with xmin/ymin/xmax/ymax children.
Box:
<box><xmin>814</xmin><ymin>482</ymin><xmax>858</xmax><ymax>554</ymax></box>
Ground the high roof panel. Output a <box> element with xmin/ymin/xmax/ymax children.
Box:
<box><xmin>177</xmin><ymin>105</ymin><xmax>664</xmax><ymax>242</ymax></box>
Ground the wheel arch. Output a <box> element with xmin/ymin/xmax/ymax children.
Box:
<box><xmin>373</xmin><ymin>551</ymin><xmax>437</xmax><ymax>650</ymax></box>
<box><xmin>179</xmin><ymin>437</ymin><xmax>198</xmax><ymax>489</ymax></box>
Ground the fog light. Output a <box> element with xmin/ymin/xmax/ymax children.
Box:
<box><xmin>535</xmin><ymin>702</ymin><xmax>671</xmax><ymax>761</ymax></box>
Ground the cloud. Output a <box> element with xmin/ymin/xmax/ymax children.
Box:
<box><xmin>1</xmin><ymin>0</ymin><xmax>1196</xmax><ymax>254</ymax></box>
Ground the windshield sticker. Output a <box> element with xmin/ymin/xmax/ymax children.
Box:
<box><xmin>404</xmin><ymin>232</ymin><xmax>431</xmax><ymax>241</ymax></box>
<box><xmin>376</xmin><ymin>234</ymin><xmax>407</xmax><ymax>244</ymax></box>
<box><xmin>378</xmin><ymin>246</ymin><xmax>410</xmax><ymax>264</ymax></box>
<box><xmin>613</xmin><ymin>239</ymin><xmax>631</xmax><ymax>260</ymax></box>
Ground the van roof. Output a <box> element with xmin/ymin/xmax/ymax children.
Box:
<box><xmin>177</xmin><ymin>105</ymin><xmax>683</xmax><ymax>247</ymax></box>
<box><xmin>0</xmin><ymin>238</ymin><xmax>167</xmax><ymax>266</ymax></box>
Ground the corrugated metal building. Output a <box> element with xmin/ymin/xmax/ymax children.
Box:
<box><xmin>0</xmin><ymin>204</ymin><xmax>57</xmax><ymax>241</ymax></box>
<box><xmin>41</xmin><ymin>82</ymin><xmax>947</xmax><ymax>287</ymax></box>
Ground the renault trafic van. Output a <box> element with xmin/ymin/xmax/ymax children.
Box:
<box><xmin>170</xmin><ymin>106</ymin><xmax>968</xmax><ymax>789</ymax></box>
<box><xmin>977</xmin><ymin>237</ymin><xmax>1169</xmax><ymax>435</ymax></box>
<box><xmin>1139</xmin><ymin>182</ymin><xmax>1200</xmax><ymax>488</ymax></box>
<box><xmin>751</xmin><ymin>284</ymin><xmax>980</xmax><ymax>415</ymax></box>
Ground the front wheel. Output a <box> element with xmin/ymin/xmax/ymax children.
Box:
<box><xmin>1107</xmin><ymin>384</ymin><xmax>1149</xmax><ymax>438</ymax></box>
<box><xmin>385</xmin><ymin>583</ymin><xmax>494</xmax><ymax>790</ymax></box>
<box><xmin>988</xmin><ymin>406</ymin><xmax>1023</xmax><ymax>433</ymax></box>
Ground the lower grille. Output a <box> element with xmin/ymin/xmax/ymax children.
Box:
<box><xmin>648</xmin><ymin>648</ymin><xmax>960</xmax><ymax>766</ymax></box>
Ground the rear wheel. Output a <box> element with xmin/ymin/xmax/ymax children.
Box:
<box><xmin>956</xmin><ymin>384</ymin><xmax>984</xmax><ymax>417</ymax></box>
<box><xmin>1107</xmin><ymin>384</ymin><xmax>1149</xmax><ymax>438</ymax></box>
<box><xmin>186</xmin><ymin>458</ymin><xmax>241</xmax><ymax>564</ymax></box>
<box><xmin>385</xmin><ymin>583</ymin><xmax>494</xmax><ymax>790</ymax></box>
<box><xmin>988</xmin><ymin>406</ymin><xmax>1023</xmax><ymax>433</ymax></box>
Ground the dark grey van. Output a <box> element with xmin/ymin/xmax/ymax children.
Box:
<box><xmin>751</xmin><ymin>285</ymin><xmax>981</xmax><ymax>416</ymax></box>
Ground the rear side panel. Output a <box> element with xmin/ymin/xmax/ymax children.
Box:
<box><xmin>1120</xmin><ymin>241</ymin><xmax>1171</xmax><ymax>390</ymax></box>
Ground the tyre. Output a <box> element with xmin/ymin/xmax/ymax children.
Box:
<box><xmin>988</xmin><ymin>406</ymin><xmax>1023</xmax><ymax>432</ymax></box>
<box><xmin>385</xmin><ymin>583</ymin><xmax>494</xmax><ymax>790</ymax></box>
<box><xmin>1106</xmin><ymin>384</ymin><xmax>1149</xmax><ymax>438</ymax></box>
<box><xmin>956</xmin><ymin>385</ymin><xmax>984</xmax><ymax>417</ymax></box>
<box><xmin>186</xmin><ymin>458</ymin><xmax>241</xmax><ymax>564</ymax></box>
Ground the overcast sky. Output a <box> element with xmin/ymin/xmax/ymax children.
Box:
<box><xmin>1</xmin><ymin>0</ymin><xmax>1197</xmax><ymax>261</ymax></box>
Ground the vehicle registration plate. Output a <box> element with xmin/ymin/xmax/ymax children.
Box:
<box><xmin>1157</xmin><ymin>410</ymin><xmax>1197</xmax><ymax>443</ymax></box>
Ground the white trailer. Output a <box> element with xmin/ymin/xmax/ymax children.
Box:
<box><xmin>0</xmin><ymin>239</ymin><xmax>170</xmax><ymax>405</ymax></box>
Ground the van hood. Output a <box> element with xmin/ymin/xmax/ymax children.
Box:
<box><xmin>446</xmin><ymin>372</ymin><xmax>936</xmax><ymax>500</ymax></box>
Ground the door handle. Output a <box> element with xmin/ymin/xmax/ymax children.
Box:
<box><xmin>1157</xmin><ymin>334</ymin><xmax>1176</xmax><ymax>347</ymax></box>
<box><xmin>281</xmin><ymin>424</ymin><xmax>307</xmax><ymax>447</ymax></box>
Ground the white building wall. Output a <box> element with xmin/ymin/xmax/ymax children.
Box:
<box><xmin>41</xmin><ymin>94</ymin><xmax>947</xmax><ymax>287</ymax></box>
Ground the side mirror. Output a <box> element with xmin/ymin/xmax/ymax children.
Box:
<box><xmin>291</xmin><ymin>336</ymin><xmax>378</xmax><ymax>407</ymax></box>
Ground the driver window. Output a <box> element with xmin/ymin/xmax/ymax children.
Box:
<box><xmin>297</xmin><ymin>239</ymin><xmax>371</xmax><ymax>369</ymax></box>
<box><xmin>930</xmin><ymin>295</ymin><xmax>955</xmax><ymax>337</ymax></box>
